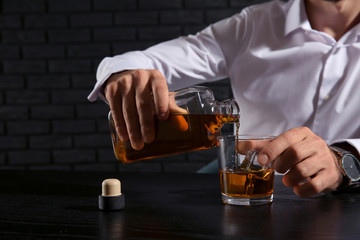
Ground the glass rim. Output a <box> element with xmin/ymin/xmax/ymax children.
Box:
<box><xmin>217</xmin><ymin>134</ymin><xmax>276</xmax><ymax>140</ymax></box>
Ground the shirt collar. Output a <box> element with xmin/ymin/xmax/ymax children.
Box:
<box><xmin>284</xmin><ymin>0</ymin><xmax>312</xmax><ymax>36</ymax></box>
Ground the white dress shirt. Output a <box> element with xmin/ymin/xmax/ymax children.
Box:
<box><xmin>88</xmin><ymin>0</ymin><xmax>360</xmax><ymax>154</ymax></box>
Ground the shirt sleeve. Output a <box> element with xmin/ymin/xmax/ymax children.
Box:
<box><xmin>87</xmin><ymin>11</ymin><xmax>247</xmax><ymax>102</ymax></box>
<box><xmin>330</xmin><ymin>139</ymin><xmax>360</xmax><ymax>157</ymax></box>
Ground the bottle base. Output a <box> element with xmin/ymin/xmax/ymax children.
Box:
<box><xmin>221</xmin><ymin>193</ymin><xmax>273</xmax><ymax>206</ymax></box>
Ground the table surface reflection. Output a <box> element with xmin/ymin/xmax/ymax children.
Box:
<box><xmin>0</xmin><ymin>170</ymin><xmax>359</xmax><ymax>240</ymax></box>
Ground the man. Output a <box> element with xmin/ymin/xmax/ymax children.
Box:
<box><xmin>88</xmin><ymin>0</ymin><xmax>360</xmax><ymax>197</ymax></box>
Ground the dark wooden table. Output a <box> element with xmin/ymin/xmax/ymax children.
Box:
<box><xmin>0</xmin><ymin>171</ymin><xmax>359</xmax><ymax>240</ymax></box>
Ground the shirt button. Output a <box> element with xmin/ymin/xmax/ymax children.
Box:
<box><xmin>323</xmin><ymin>94</ymin><xmax>330</xmax><ymax>101</ymax></box>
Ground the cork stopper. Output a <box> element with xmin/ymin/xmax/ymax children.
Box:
<box><xmin>98</xmin><ymin>178</ymin><xmax>125</xmax><ymax>211</ymax></box>
<box><xmin>102</xmin><ymin>178</ymin><xmax>121</xmax><ymax>196</ymax></box>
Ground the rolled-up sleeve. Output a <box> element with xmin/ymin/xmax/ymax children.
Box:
<box><xmin>87</xmin><ymin>12</ymin><xmax>245</xmax><ymax>102</ymax></box>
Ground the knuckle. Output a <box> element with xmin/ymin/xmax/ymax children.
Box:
<box><xmin>104</xmin><ymin>79</ymin><xmax>118</xmax><ymax>97</ymax></box>
<box><xmin>107</xmin><ymin>73</ymin><xmax>133</xmax><ymax>94</ymax></box>
<box><xmin>288</xmin><ymin>127</ymin><xmax>300</xmax><ymax>135</ymax></box>
<box><xmin>308</xmin><ymin>179</ymin><xmax>324</xmax><ymax>194</ymax></box>
<box><xmin>288</xmin><ymin>126</ymin><xmax>310</xmax><ymax>137</ymax></box>
<box><xmin>294</xmin><ymin>164</ymin><xmax>308</xmax><ymax>179</ymax></box>
<box><xmin>131</xmin><ymin>69</ymin><xmax>144</xmax><ymax>79</ymax></box>
<box><xmin>279</xmin><ymin>133</ymin><xmax>292</xmax><ymax>146</ymax></box>
<box><xmin>316</xmin><ymin>137</ymin><xmax>327</xmax><ymax>148</ymax></box>
<box><xmin>121</xmin><ymin>78</ymin><xmax>133</xmax><ymax>93</ymax></box>
<box><xmin>136</xmin><ymin>97</ymin><xmax>148</xmax><ymax>110</ymax></box>
<box><xmin>128</xmin><ymin>130</ymin><xmax>141</xmax><ymax>142</ymax></box>
<box><xmin>108</xmin><ymin>71</ymin><xmax>134</xmax><ymax>89</ymax></box>
<box><xmin>244</xmin><ymin>140</ymin><xmax>257</xmax><ymax>151</ymax></box>
<box><xmin>150</xmin><ymin>70</ymin><xmax>167</xmax><ymax>86</ymax></box>
<box><xmin>141</xmin><ymin>119</ymin><xmax>153</xmax><ymax>129</ymax></box>
<box><xmin>150</xmin><ymin>69</ymin><xmax>164</xmax><ymax>78</ymax></box>
<box><xmin>248</xmin><ymin>141</ymin><xmax>257</xmax><ymax>150</ymax></box>
<box><xmin>122</xmin><ymin>108</ymin><xmax>137</xmax><ymax>123</ymax></box>
<box><xmin>264</xmin><ymin>141</ymin><xmax>282</xmax><ymax>162</ymax></box>
<box><xmin>266</xmin><ymin>150</ymin><xmax>279</xmax><ymax>165</ymax></box>
<box><xmin>296</xmin><ymin>126</ymin><xmax>311</xmax><ymax>135</ymax></box>
<box><xmin>130</xmin><ymin>69</ymin><xmax>148</xmax><ymax>86</ymax></box>
<box><xmin>299</xmin><ymin>126</ymin><xmax>311</xmax><ymax>133</ymax></box>
<box><xmin>287</xmin><ymin>145</ymin><xmax>301</xmax><ymax>160</ymax></box>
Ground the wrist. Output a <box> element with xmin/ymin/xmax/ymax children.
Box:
<box><xmin>329</xmin><ymin>145</ymin><xmax>360</xmax><ymax>190</ymax></box>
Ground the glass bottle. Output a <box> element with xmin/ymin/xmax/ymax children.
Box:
<box><xmin>108</xmin><ymin>86</ymin><xmax>240</xmax><ymax>163</ymax></box>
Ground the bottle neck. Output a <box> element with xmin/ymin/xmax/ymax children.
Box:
<box><xmin>212</xmin><ymin>99</ymin><xmax>240</xmax><ymax>117</ymax></box>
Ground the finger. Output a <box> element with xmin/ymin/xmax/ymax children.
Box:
<box><xmin>282</xmin><ymin>156</ymin><xmax>322</xmax><ymax>187</ymax></box>
<box><xmin>134</xmin><ymin>76</ymin><xmax>155</xmax><ymax>144</ymax></box>
<box><xmin>272</xmin><ymin>136</ymin><xmax>316</xmax><ymax>173</ymax></box>
<box><xmin>282</xmin><ymin>140</ymin><xmax>337</xmax><ymax>186</ymax></box>
<box><xmin>293</xmin><ymin>169</ymin><xmax>339</xmax><ymax>197</ymax></box>
<box><xmin>105</xmin><ymin>79</ymin><xmax>129</xmax><ymax>142</ymax></box>
<box><xmin>109</xmin><ymin>99</ymin><xmax>129</xmax><ymax>142</ymax></box>
<box><xmin>258</xmin><ymin>127</ymin><xmax>309</xmax><ymax>166</ymax></box>
<box><xmin>236</xmin><ymin>138</ymin><xmax>273</xmax><ymax>155</ymax></box>
<box><xmin>150</xmin><ymin>71</ymin><xmax>169</xmax><ymax>120</ymax></box>
<box><xmin>121</xmin><ymin>80</ymin><xmax>143</xmax><ymax>150</ymax></box>
<box><xmin>169</xmin><ymin>94</ymin><xmax>188</xmax><ymax>114</ymax></box>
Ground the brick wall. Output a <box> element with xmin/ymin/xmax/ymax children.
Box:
<box><xmin>0</xmin><ymin>0</ymin><xmax>270</xmax><ymax>172</ymax></box>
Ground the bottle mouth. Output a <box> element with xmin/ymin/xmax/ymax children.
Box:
<box><xmin>220</xmin><ymin>99</ymin><xmax>240</xmax><ymax>117</ymax></box>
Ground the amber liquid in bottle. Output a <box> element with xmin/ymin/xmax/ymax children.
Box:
<box><xmin>219</xmin><ymin>168</ymin><xmax>274</xmax><ymax>199</ymax></box>
<box><xmin>110</xmin><ymin>114</ymin><xmax>239</xmax><ymax>163</ymax></box>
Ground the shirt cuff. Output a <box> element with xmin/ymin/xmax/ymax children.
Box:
<box><xmin>329</xmin><ymin>138</ymin><xmax>360</xmax><ymax>158</ymax></box>
<box><xmin>87</xmin><ymin>51</ymin><xmax>154</xmax><ymax>102</ymax></box>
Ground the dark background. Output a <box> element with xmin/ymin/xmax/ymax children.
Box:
<box><xmin>0</xmin><ymin>0</ymin><xmax>270</xmax><ymax>172</ymax></box>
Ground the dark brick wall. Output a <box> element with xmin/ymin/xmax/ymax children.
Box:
<box><xmin>0</xmin><ymin>0</ymin><xmax>270</xmax><ymax>172</ymax></box>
